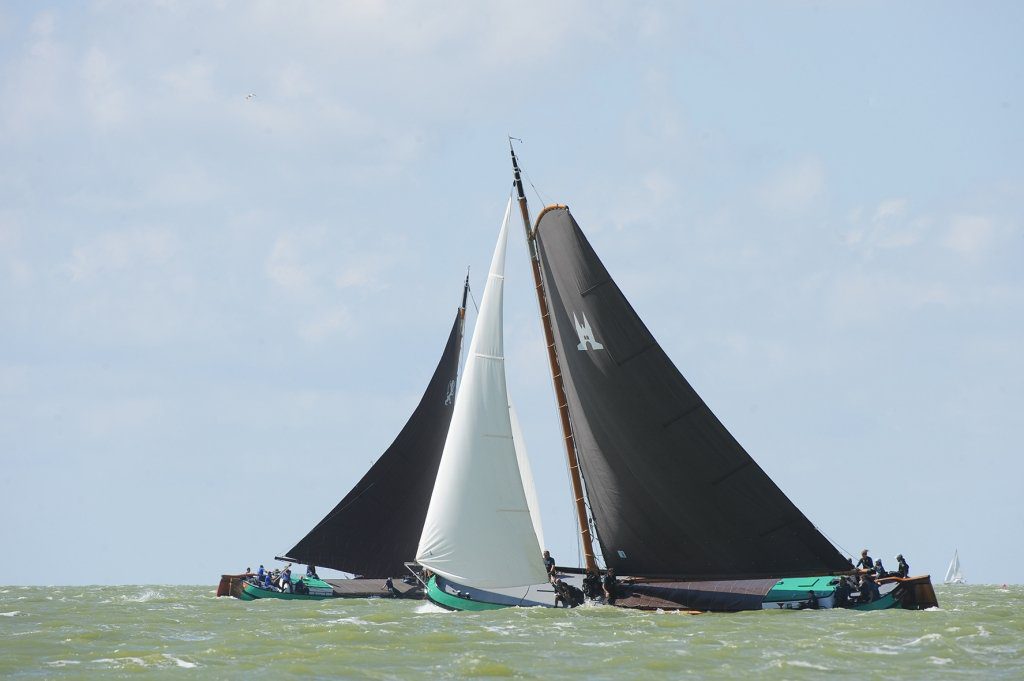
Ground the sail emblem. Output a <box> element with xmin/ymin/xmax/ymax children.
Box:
<box><xmin>573</xmin><ymin>312</ymin><xmax>604</xmax><ymax>351</ymax></box>
<box><xmin>444</xmin><ymin>379</ymin><xmax>456</xmax><ymax>405</ymax></box>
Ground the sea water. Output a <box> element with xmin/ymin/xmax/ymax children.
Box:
<box><xmin>1</xmin><ymin>585</ymin><xmax>1021</xmax><ymax>679</ymax></box>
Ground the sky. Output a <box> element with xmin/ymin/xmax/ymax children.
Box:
<box><xmin>1</xmin><ymin>1</ymin><xmax>1021</xmax><ymax>586</ymax></box>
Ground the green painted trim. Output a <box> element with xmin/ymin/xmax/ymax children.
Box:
<box><xmin>425</xmin><ymin>576</ymin><xmax>508</xmax><ymax>611</ymax></box>
<box><xmin>764</xmin><ymin>576</ymin><xmax>839</xmax><ymax>602</ymax></box>
<box><xmin>848</xmin><ymin>592</ymin><xmax>899</xmax><ymax>611</ymax></box>
<box><xmin>241</xmin><ymin>581</ymin><xmax>332</xmax><ymax>601</ymax></box>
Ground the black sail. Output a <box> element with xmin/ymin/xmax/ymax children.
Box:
<box><xmin>280</xmin><ymin>313</ymin><xmax>462</xmax><ymax>577</ymax></box>
<box><xmin>535</xmin><ymin>206</ymin><xmax>849</xmax><ymax>579</ymax></box>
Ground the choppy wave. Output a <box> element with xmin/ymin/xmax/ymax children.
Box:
<box><xmin>1</xmin><ymin>584</ymin><xmax>1021</xmax><ymax>679</ymax></box>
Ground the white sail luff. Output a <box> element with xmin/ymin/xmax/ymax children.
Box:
<box><xmin>415</xmin><ymin>198</ymin><xmax>549</xmax><ymax>589</ymax></box>
<box><xmin>510</xmin><ymin>401</ymin><xmax>545</xmax><ymax>552</ymax></box>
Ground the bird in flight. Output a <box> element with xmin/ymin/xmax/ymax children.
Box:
<box><xmin>245</xmin><ymin>93</ymin><xmax>256</xmax><ymax>100</ymax></box>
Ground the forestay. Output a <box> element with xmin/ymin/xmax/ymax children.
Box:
<box><xmin>416</xmin><ymin>199</ymin><xmax>549</xmax><ymax>589</ymax></box>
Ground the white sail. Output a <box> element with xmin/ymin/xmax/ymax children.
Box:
<box><xmin>510</xmin><ymin>401</ymin><xmax>545</xmax><ymax>552</ymax></box>
<box><xmin>415</xmin><ymin>198</ymin><xmax>549</xmax><ymax>589</ymax></box>
<box><xmin>944</xmin><ymin>550</ymin><xmax>966</xmax><ymax>584</ymax></box>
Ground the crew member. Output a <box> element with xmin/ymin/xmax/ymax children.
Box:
<box><xmin>896</xmin><ymin>554</ymin><xmax>910</xmax><ymax>578</ymax></box>
<box><xmin>834</xmin><ymin>578</ymin><xmax>851</xmax><ymax>607</ymax></box>
<box><xmin>306</xmin><ymin>565</ymin><xmax>319</xmax><ymax>579</ymax></box>
<box><xmin>602</xmin><ymin>568</ymin><xmax>618</xmax><ymax>603</ymax></box>
<box><xmin>543</xmin><ymin>551</ymin><xmax>556</xmax><ymax>580</ymax></box>
<box><xmin>384</xmin><ymin>576</ymin><xmax>398</xmax><ymax>597</ymax></box>
<box><xmin>279</xmin><ymin>567</ymin><xmax>293</xmax><ymax>593</ymax></box>
<box><xmin>805</xmin><ymin>590</ymin><xmax>820</xmax><ymax>610</ymax></box>
<box><xmin>553</xmin><ymin>579</ymin><xmax>584</xmax><ymax>608</ymax></box>
<box><xmin>859</xmin><ymin>573</ymin><xmax>880</xmax><ymax>603</ymax></box>
<box><xmin>856</xmin><ymin>549</ymin><xmax>874</xmax><ymax>571</ymax></box>
<box><xmin>874</xmin><ymin>558</ymin><xmax>887</xmax><ymax>577</ymax></box>
<box><xmin>582</xmin><ymin>570</ymin><xmax>602</xmax><ymax>600</ymax></box>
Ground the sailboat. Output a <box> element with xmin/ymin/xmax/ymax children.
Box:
<box><xmin>217</xmin><ymin>277</ymin><xmax>469</xmax><ymax>600</ymax></box>
<box><xmin>415</xmin><ymin>198</ymin><xmax>564</xmax><ymax>610</ymax></box>
<box><xmin>428</xmin><ymin>144</ymin><xmax>937</xmax><ymax>612</ymax></box>
<box><xmin>944</xmin><ymin>550</ymin><xmax>967</xmax><ymax>584</ymax></box>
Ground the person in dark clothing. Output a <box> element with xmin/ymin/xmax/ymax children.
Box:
<box><xmin>856</xmin><ymin>549</ymin><xmax>874</xmax><ymax>571</ymax></box>
<box><xmin>383</xmin><ymin>577</ymin><xmax>398</xmax><ymax>597</ymax></box>
<box><xmin>542</xmin><ymin>551</ymin><xmax>556</xmax><ymax>581</ymax></box>
<box><xmin>804</xmin><ymin>591</ymin><xmax>820</xmax><ymax>610</ymax></box>
<box><xmin>582</xmin><ymin>570</ymin><xmax>602</xmax><ymax>600</ymax></box>
<box><xmin>834</xmin><ymin>578</ymin><xmax>851</xmax><ymax>607</ymax></box>
<box><xmin>859</xmin><ymin>573</ymin><xmax>880</xmax><ymax>603</ymax></box>
<box><xmin>874</xmin><ymin>558</ymin><xmax>887</xmax><ymax>577</ymax></box>
<box><xmin>896</xmin><ymin>554</ymin><xmax>910</xmax><ymax>578</ymax></box>
<box><xmin>553</xmin><ymin>580</ymin><xmax>584</xmax><ymax>608</ymax></box>
<box><xmin>602</xmin><ymin>569</ymin><xmax>618</xmax><ymax>603</ymax></box>
<box><xmin>306</xmin><ymin>565</ymin><xmax>319</xmax><ymax>579</ymax></box>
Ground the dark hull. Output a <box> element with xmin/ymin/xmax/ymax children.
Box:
<box><xmin>606</xmin><ymin>574</ymin><xmax>937</xmax><ymax>612</ymax></box>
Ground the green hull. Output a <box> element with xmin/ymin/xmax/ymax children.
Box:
<box><xmin>424</xmin><ymin>576</ymin><xmax>510</xmax><ymax>611</ymax></box>
<box><xmin>849</xmin><ymin>592</ymin><xmax>900</xmax><ymax>610</ymax></box>
<box><xmin>763</xmin><ymin>575</ymin><xmax>904</xmax><ymax>610</ymax></box>
<box><xmin>239</xmin><ymin>577</ymin><xmax>335</xmax><ymax>601</ymax></box>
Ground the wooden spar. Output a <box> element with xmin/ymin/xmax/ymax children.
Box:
<box><xmin>460</xmin><ymin>269</ymin><xmax>469</xmax><ymax>321</ymax></box>
<box><xmin>509</xmin><ymin>142</ymin><xmax>598</xmax><ymax>573</ymax></box>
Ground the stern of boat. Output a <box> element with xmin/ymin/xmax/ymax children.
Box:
<box><xmin>878</xmin><ymin>575</ymin><xmax>939</xmax><ymax>610</ymax></box>
<box><xmin>216</xmin><ymin>574</ymin><xmax>249</xmax><ymax>599</ymax></box>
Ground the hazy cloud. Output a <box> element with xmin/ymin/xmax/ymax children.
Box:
<box><xmin>942</xmin><ymin>214</ymin><xmax>995</xmax><ymax>260</ymax></box>
<box><xmin>758</xmin><ymin>157</ymin><xmax>825</xmax><ymax>213</ymax></box>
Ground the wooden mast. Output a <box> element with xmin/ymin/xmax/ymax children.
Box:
<box><xmin>509</xmin><ymin>141</ymin><xmax>598</xmax><ymax>573</ymax></box>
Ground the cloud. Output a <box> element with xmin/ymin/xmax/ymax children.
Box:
<box><xmin>80</xmin><ymin>47</ymin><xmax>127</xmax><ymax>128</ymax></box>
<box><xmin>299</xmin><ymin>306</ymin><xmax>352</xmax><ymax>343</ymax></box>
<box><xmin>942</xmin><ymin>214</ymin><xmax>994</xmax><ymax>259</ymax></box>
<box><xmin>843</xmin><ymin>198</ymin><xmax>931</xmax><ymax>252</ymax></box>
<box><xmin>828</xmin><ymin>271</ymin><xmax>953</xmax><ymax>325</ymax></box>
<box><xmin>758</xmin><ymin>157</ymin><xmax>825</xmax><ymax>213</ymax></box>
<box><xmin>0</xmin><ymin>9</ymin><xmax>67</xmax><ymax>138</ymax></box>
<box><xmin>266</xmin><ymin>234</ymin><xmax>313</xmax><ymax>296</ymax></box>
<box><xmin>65</xmin><ymin>228</ymin><xmax>179</xmax><ymax>282</ymax></box>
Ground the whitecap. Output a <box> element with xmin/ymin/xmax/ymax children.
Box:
<box><xmin>786</xmin><ymin>660</ymin><xmax>831</xmax><ymax>671</ymax></box>
<box><xmin>46</xmin><ymin>660</ymin><xmax>81</xmax><ymax>667</ymax></box>
<box><xmin>902</xmin><ymin>633</ymin><xmax>942</xmax><ymax>647</ymax></box>
<box><xmin>122</xmin><ymin>589</ymin><xmax>163</xmax><ymax>603</ymax></box>
<box><xmin>414</xmin><ymin>602</ymin><xmax>448</xmax><ymax>614</ymax></box>
<box><xmin>164</xmin><ymin>654</ymin><xmax>198</xmax><ymax>669</ymax></box>
<box><xmin>0</xmin><ymin>611</ymin><xmax>22</xmax><ymax>617</ymax></box>
<box><xmin>92</xmin><ymin>657</ymin><xmax>149</xmax><ymax>668</ymax></box>
<box><xmin>928</xmin><ymin>657</ymin><xmax>954</xmax><ymax>665</ymax></box>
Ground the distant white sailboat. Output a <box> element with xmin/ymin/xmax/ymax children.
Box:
<box><xmin>944</xmin><ymin>550</ymin><xmax>966</xmax><ymax>584</ymax></box>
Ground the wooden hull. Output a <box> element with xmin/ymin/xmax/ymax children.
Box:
<box><xmin>217</xmin><ymin>574</ymin><xmax>424</xmax><ymax>601</ymax></box>
<box><xmin>608</xmin><ymin>574</ymin><xmax>937</xmax><ymax>612</ymax></box>
<box><xmin>424</xmin><ymin>571</ymin><xmax>937</xmax><ymax>613</ymax></box>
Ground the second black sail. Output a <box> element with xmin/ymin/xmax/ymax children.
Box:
<box><xmin>279</xmin><ymin>282</ymin><xmax>466</xmax><ymax>578</ymax></box>
<box><xmin>534</xmin><ymin>206</ymin><xmax>850</xmax><ymax>580</ymax></box>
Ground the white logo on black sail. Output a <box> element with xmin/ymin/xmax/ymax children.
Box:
<box><xmin>573</xmin><ymin>312</ymin><xmax>604</xmax><ymax>351</ymax></box>
<box><xmin>444</xmin><ymin>379</ymin><xmax>455</xmax><ymax>405</ymax></box>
